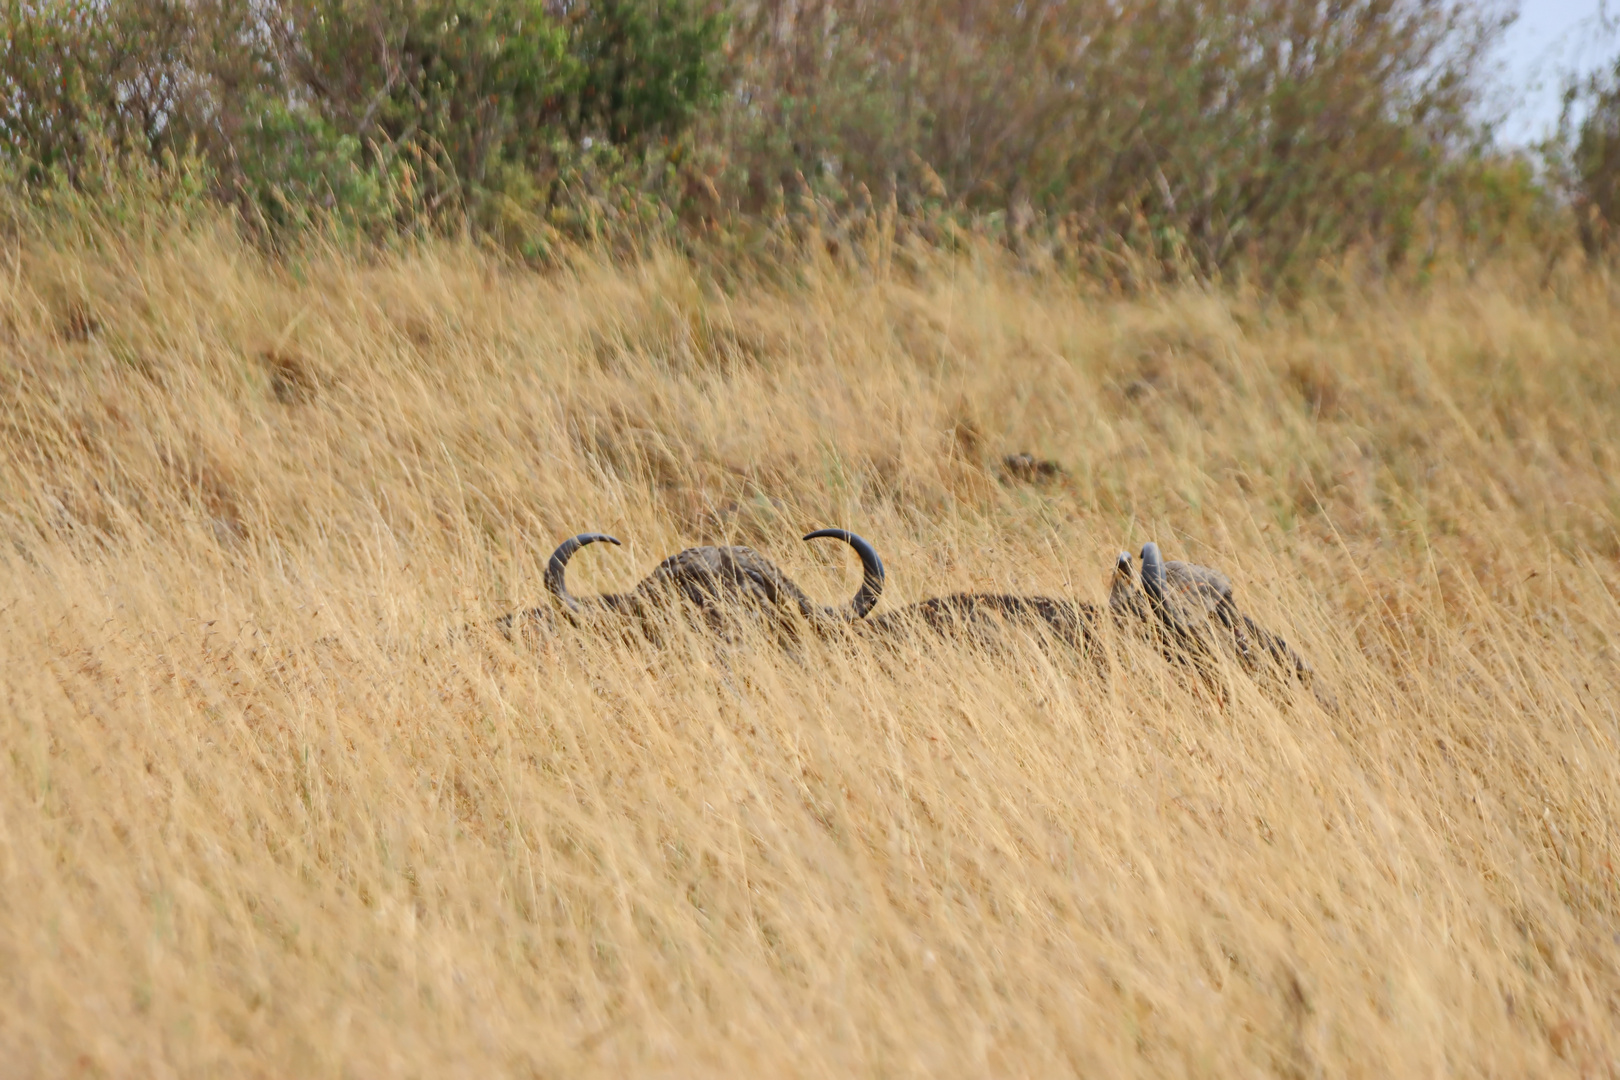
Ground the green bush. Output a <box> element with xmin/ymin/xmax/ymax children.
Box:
<box><xmin>0</xmin><ymin>0</ymin><xmax>1541</xmax><ymax>285</ymax></box>
<box><xmin>0</xmin><ymin>0</ymin><xmax>201</xmax><ymax>184</ymax></box>
<box><xmin>718</xmin><ymin>0</ymin><xmax>1512</xmax><ymax>283</ymax></box>
<box><xmin>232</xmin><ymin>97</ymin><xmax>398</xmax><ymax>234</ymax></box>
<box><xmin>282</xmin><ymin>0</ymin><xmax>574</xmax><ymax>218</ymax></box>
<box><xmin>566</xmin><ymin>0</ymin><xmax>728</xmax><ymax>144</ymax></box>
<box><xmin>1559</xmin><ymin>56</ymin><xmax>1620</xmax><ymax>255</ymax></box>
<box><xmin>0</xmin><ymin>0</ymin><xmax>727</xmax><ymax>242</ymax></box>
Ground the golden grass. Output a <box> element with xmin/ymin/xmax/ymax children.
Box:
<box><xmin>2</xmin><ymin>223</ymin><xmax>1619</xmax><ymax>1076</ymax></box>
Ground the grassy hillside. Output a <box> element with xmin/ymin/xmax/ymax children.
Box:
<box><xmin>2</xmin><ymin>222</ymin><xmax>1619</xmax><ymax>1076</ymax></box>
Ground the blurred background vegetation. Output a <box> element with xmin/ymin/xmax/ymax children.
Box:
<box><xmin>1</xmin><ymin>0</ymin><xmax>1617</xmax><ymax>287</ymax></box>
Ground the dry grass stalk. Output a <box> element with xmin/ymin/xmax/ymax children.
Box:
<box><xmin>1</xmin><ymin>226</ymin><xmax>1618</xmax><ymax>1076</ymax></box>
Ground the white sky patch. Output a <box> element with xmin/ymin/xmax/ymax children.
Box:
<box><xmin>1488</xmin><ymin>0</ymin><xmax>1618</xmax><ymax>145</ymax></box>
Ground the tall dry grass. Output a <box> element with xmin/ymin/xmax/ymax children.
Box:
<box><xmin>2</xmin><ymin>222</ymin><xmax>1619</xmax><ymax>1077</ymax></box>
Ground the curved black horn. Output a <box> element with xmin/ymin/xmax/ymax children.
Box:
<box><xmin>545</xmin><ymin>532</ymin><xmax>621</xmax><ymax>613</ymax></box>
<box><xmin>804</xmin><ymin>528</ymin><xmax>885</xmax><ymax>618</ymax></box>
<box><xmin>1139</xmin><ymin>542</ymin><xmax>1166</xmax><ymax>605</ymax></box>
<box><xmin>1139</xmin><ymin>541</ymin><xmax>1188</xmax><ymax>638</ymax></box>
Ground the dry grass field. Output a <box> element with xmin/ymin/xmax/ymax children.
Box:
<box><xmin>3</xmin><ymin>222</ymin><xmax>1619</xmax><ymax>1077</ymax></box>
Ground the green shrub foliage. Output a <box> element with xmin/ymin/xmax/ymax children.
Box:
<box><xmin>0</xmin><ymin>0</ymin><xmax>725</xmax><ymax>236</ymax></box>
<box><xmin>281</xmin><ymin>0</ymin><xmax>574</xmax><ymax>214</ymax></box>
<box><xmin>1561</xmin><ymin>54</ymin><xmax>1620</xmax><ymax>255</ymax></box>
<box><xmin>566</xmin><ymin>0</ymin><xmax>728</xmax><ymax>143</ymax></box>
<box><xmin>720</xmin><ymin>0</ymin><xmax>1511</xmax><ymax>280</ymax></box>
<box><xmin>0</xmin><ymin>0</ymin><xmax>209</xmax><ymax>184</ymax></box>
<box><xmin>0</xmin><ymin>0</ymin><xmax>1530</xmax><ymax>282</ymax></box>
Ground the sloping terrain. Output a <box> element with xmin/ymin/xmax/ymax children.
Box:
<box><xmin>2</xmin><ymin>229</ymin><xmax>1618</xmax><ymax>1076</ymax></box>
